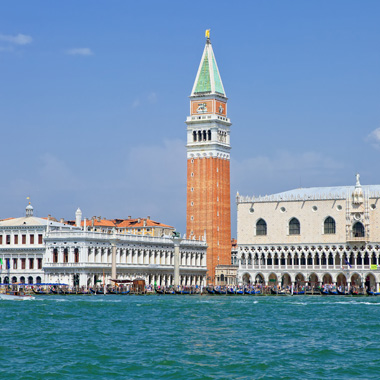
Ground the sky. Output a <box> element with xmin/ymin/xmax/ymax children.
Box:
<box><xmin>1</xmin><ymin>1</ymin><xmax>380</xmax><ymax>237</ymax></box>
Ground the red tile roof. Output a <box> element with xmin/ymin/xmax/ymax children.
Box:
<box><xmin>117</xmin><ymin>218</ymin><xmax>173</xmax><ymax>229</ymax></box>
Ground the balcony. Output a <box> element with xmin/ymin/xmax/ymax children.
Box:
<box><xmin>346</xmin><ymin>234</ymin><xmax>368</xmax><ymax>243</ymax></box>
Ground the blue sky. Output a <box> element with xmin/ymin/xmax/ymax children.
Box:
<box><xmin>1</xmin><ymin>1</ymin><xmax>380</xmax><ymax>236</ymax></box>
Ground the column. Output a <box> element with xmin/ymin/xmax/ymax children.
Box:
<box><xmin>173</xmin><ymin>238</ymin><xmax>182</xmax><ymax>288</ymax></box>
<box><xmin>111</xmin><ymin>242</ymin><xmax>117</xmax><ymax>281</ymax></box>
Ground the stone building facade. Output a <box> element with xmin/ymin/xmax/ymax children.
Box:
<box><xmin>44</xmin><ymin>230</ymin><xmax>207</xmax><ymax>288</ymax></box>
<box><xmin>0</xmin><ymin>203</ymin><xmax>73</xmax><ymax>284</ymax></box>
<box><xmin>236</xmin><ymin>175</ymin><xmax>380</xmax><ymax>290</ymax></box>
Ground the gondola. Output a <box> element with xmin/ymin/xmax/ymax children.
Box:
<box><xmin>271</xmin><ymin>288</ymin><xmax>286</xmax><ymax>295</ymax></box>
<box><xmin>236</xmin><ymin>289</ymin><xmax>244</xmax><ymax>295</ymax></box>
<box><xmin>214</xmin><ymin>289</ymin><xmax>227</xmax><ymax>295</ymax></box>
<box><xmin>319</xmin><ymin>289</ymin><xmax>329</xmax><ymax>295</ymax></box>
<box><xmin>329</xmin><ymin>290</ymin><xmax>339</xmax><ymax>295</ymax></box>
<box><xmin>350</xmin><ymin>289</ymin><xmax>360</xmax><ymax>296</ymax></box>
<box><xmin>32</xmin><ymin>288</ymin><xmax>47</xmax><ymax>295</ymax></box>
<box><xmin>206</xmin><ymin>288</ymin><xmax>215</xmax><ymax>294</ymax></box>
<box><xmin>155</xmin><ymin>289</ymin><xmax>164</xmax><ymax>294</ymax></box>
<box><xmin>293</xmin><ymin>290</ymin><xmax>305</xmax><ymax>295</ymax></box>
<box><xmin>90</xmin><ymin>288</ymin><xmax>97</xmax><ymax>294</ymax></box>
<box><xmin>49</xmin><ymin>288</ymin><xmax>58</xmax><ymax>294</ymax></box>
<box><xmin>366</xmin><ymin>289</ymin><xmax>380</xmax><ymax>296</ymax></box>
<box><xmin>165</xmin><ymin>289</ymin><xmax>175</xmax><ymax>294</ymax></box>
<box><xmin>337</xmin><ymin>289</ymin><xmax>347</xmax><ymax>295</ymax></box>
<box><xmin>175</xmin><ymin>289</ymin><xmax>190</xmax><ymax>294</ymax></box>
<box><xmin>227</xmin><ymin>288</ymin><xmax>235</xmax><ymax>295</ymax></box>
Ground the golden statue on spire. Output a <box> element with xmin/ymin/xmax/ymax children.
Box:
<box><xmin>205</xmin><ymin>29</ymin><xmax>210</xmax><ymax>39</ymax></box>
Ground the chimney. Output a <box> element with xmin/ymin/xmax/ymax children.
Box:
<box><xmin>60</xmin><ymin>218</ymin><xmax>64</xmax><ymax>224</ymax></box>
<box><xmin>128</xmin><ymin>216</ymin><xmax>131</xmax><ymax>220</ymax></box>
<box><xmin>147</xmin><ymin>216</ymin><xmax>150</xmax><ymax>220</ymax></box>
<box><xmin>97</xmin><ymin>216</ymin><xmax>101</xmax><ymax>222</ymax></box>
<box><xmin>138</xmin><ymin>218</ymin><xmax>141</xmax><ymax>224</ymax></box>
<box><xmin>143</xmin><ymin>220</ymin><xmax>146</xmax><ymax>227</ymax></box>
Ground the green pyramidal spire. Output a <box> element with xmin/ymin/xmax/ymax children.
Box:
<box><xmin>191</xmin><ymin>37</ymin><xmax>226</xmax><ymax>97</ymax></box>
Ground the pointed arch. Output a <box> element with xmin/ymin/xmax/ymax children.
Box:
<box><xmin>256</xmin><ymin>218</ymin><xmax>267</xmax><ymax>236</ymax></box>
<box><xmin>289</xmin><ymin>218</ymin><xmax>300</xmax><ymax>235</ymax></box>
<box><xmin>324</xmin><ymin>216</ymin><xmax>336</xmax><ymax>234</ymax></box>
<box><xmin>353</xmin><ymin>222</ymin><xmax>365</xmax><ymax>238</ymax></box>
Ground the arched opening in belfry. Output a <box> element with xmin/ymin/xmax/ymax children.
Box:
<box><xmin>198</xmin><ymin>131</ymin><xmax>202</xmax><ymax>141</ymax></box>
<box><xmin>193</xmin><ymin>131</ymin><xmax>197</xmax><ymax>142</ymax></box>
<box><xmin>203</xmin><ymin>130</ymin><xmax>207</xmax><ymax>141</ymax></box>
<box><xmin>208</xmin><ymin>130</ymin><xmax>211</xmax><ymax>140</ymax></box>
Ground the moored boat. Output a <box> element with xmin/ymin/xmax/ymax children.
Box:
<box><xmin>366</xmin><ymin>289</ymin><xmax>380</xmax><ymax>296</ymax></box>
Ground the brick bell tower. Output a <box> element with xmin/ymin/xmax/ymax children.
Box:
<box><xmin>186</xmin><ymin>31</ymin><xmax>231</xmax><ymax>284</ymax></box>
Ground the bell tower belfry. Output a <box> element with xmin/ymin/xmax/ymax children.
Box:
<box><xmin>186</xmin><ymin>31</ymin><xmax>231</xmax><ymax>284</ymax></box>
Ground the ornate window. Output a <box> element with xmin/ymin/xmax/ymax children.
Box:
<box><xmin>353</xmin><ymin>222</ymin><xmax>365</xmax><ymax>237</ymax></box>
<box><xmin>289</xmin><ymin>218</ymin><xmax>300</xmax><ymax>235</ymax></box>
<box><xmin>256</xmin><ymin>219</ymin><xmax>267</xmax><ymax>236</ymax></box>
<box><xmin>324</xmin><ymin>217</ymin><xmax>336</xmax><ymax>234</ymax></box>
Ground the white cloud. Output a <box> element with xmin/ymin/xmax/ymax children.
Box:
<box><xmin>0</xmin><ymin>33</ymin><xmax>32</xmax><ymax>45</ymax></box>
<box><xmin>0</xmin><ymin>46</ymin><xmax>14</xmax><ymax>52</ymax></box>
<box><xmin>131</xmin><ymin>92</ymin><xmax>158</xmax><ymax>108</ymax></box>
<box><xmin>232</xmin><ymin>150</ymin><xmax>345</xmax><ymax>197</ymax></box>
<box><xmin>367</xmin><ymin>128</ymin><xmax>380</xmax><ymax>148</ymax></box>
<box><xmin>148</xmin><ymin>92</ymin><xmax>157</xmax><ymax>103</ymax></box>
<box><xmin>132</xmin><ymin>98</ymin><xmax>140</xmax><ymax>108</ymax></box>
<box><xmin>66</xmin><ymin>48</ymin><xmax>93</xmax><ymax>56</ymax></box>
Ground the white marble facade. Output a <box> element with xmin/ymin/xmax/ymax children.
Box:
<box><xmin>0</xmin><ymin>204</ymin><xmax>207</xmax><ymax>287</ymax></box>
<box><xmin>44</xmin><ymin>230</ymin><xmax>207</xmax><ymax>288</ymax></box>
<box><xmin>236</xmin><ymin>175</ymin><xmax>380</xmax><ymax>290</ymax></box>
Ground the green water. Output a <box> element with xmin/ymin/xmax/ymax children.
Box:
<box><xmin>1</xmin><ymin>295</ymin><xmax>380</xmax><ymax>379</ymax></box>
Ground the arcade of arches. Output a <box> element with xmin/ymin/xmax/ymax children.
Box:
<box><xmin>238</xmin><ymin>244</ymin><xmax>380</xmax><ymax>289</ymax></box>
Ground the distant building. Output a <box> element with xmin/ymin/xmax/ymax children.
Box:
<box><xmin>186</xmin><ymin>32</ymin><xmax>231</xmax><ymax>284</ymax></box>
<box><xmin>0</xmin><ymin>203</ymin><xmax>74</xmax><ymax>284</ymax></box>
<box><xmin>66</xmin><ymin>213</ymin><xmax>175</xmax><ymax>237</ymax></box>
<box><xmin>236</xmin><ymin>174</ymin><xmax>380</xmax><ymax>290</ymax></box>
<box><xmin>215</xmin><ymin>239</ymin><xmax>238</xmax><ymax>286</ymax></box>
<box><xmin>44</xmin><ymin>228</ymin><xmax>207</xmax><ymax>288</ymax></box>
<box><xmin>0</xmin><ymin>204</ymin><xmax>207</xmax><ymax>287</ymax></box>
